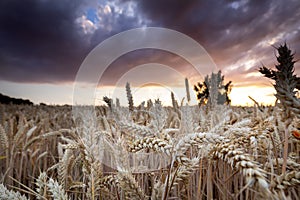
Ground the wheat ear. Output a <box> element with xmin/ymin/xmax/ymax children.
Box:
<box><xmin>175</xmin><ymin>132</ymin><xmax>224</xmax><ymax>164</ymax></box>
<box><xmin>0</xmin><ymin>124</ymin><xmax>8</xmax><ymax>148</ymax></box>
<box><xmin>272</xmin><ymin>171</ymin><xmax>300</xmax><ymax>190</ymax></box>
<box><xmin>214</xmin><ymin>143</ymin><xmax>270</xmax><ymax>193</ymax></box>
<box><xmin>35</xmin><ymin>172</ymin><xmax>47</xmax><ymax>199</ymax></box>
<box><xmin>128</xmin><ymin>137</ymin><xmax>172</xmax><ymax>156</ymax></box>
<box><xmin>47</xmin><ymin>178</ymin><xmax>69</xmax><ymax>200</ymax></box>
<box><xmin>169</xmin><ymin>157</ymin><xmax>199</xmax><ymax>190</ymax></box>
<box><xmin>117</xmin><ymin>171</ymin><xmax>146</xmax><ymax>200</ymax></box>
<box><xmin>0</xmin><ymin>183</ymin><xmax>29</xmax><ymax>200</ymax></box>
<box><xmin>119</xmin><ymin>121</ymin><xmax>153</xmax><ymax>138</ymax></box>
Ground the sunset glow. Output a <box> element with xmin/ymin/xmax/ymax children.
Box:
<box><xmin>0</xmin><ymin>79</ymin><xmax>277</xmax><ymax>107</ymax></box>
<box><xmin>0</xmin><ymin>0</ymin><xmax>299</xmax><ymax>106</ymax></box>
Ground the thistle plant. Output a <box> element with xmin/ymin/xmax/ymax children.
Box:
<box><xmin>259</xmin><ymin>43</ymin><xmax>300</xmax><ymax>118</ymax></box>
<box><xmin>259</xmin><ymin>43</ymin><xmax>300</xmax><ymax>173</ymax></box>
<box><xmin>194</xmin><ymin>70</ymin><xmax>232</xmax><ymax>107</ymax></box>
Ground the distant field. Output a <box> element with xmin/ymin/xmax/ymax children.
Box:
<box><xmin>0</xmin><ymin>103</ymin><xmax>299</xmax><ymax>199</ymax></box>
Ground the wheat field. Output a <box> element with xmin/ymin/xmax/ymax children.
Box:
<box><xmin>0</xmin><ymin>99</ymin><xmax>299</xmax><ymax>199</ymax></box>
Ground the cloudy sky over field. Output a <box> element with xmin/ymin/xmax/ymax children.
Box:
<box><xmin>0</xmin><ymin>0</ymin><xmax>300</xmax><ymax>105</ymax></box>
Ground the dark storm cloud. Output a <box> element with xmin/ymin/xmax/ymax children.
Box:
<box><xmin>112</xmin><ymin>0</ymin><xmax>300</xmax><ymax>87</ymax></box>
<box><xmin>135</xmin><ymin>0</ymin><xmax>273</xmax><ymax>44</ymax></box>
<box><xmin>0</xmin><ymin>0</ymin><xmax>143</xmax><ymax>83</ymax></box>
<box><xmin>0</xmin><ymin>0</ymin><xmax>92</xmax><ymax>82</ymax></box>
<box><xmin>0</xmin><ymin>0</ymin><xmax>300</xmax><ymax>86</ymax></box>
<box><xmin>100</xmin><ymin>0</ymin><xmax>300</xmax><ymax>86</ymax></box>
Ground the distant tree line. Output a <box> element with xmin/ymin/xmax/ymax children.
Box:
<box><xmin>0</xmin><ymin>93</ymin><xmax>33</xmax><ymax>105</ymax></box>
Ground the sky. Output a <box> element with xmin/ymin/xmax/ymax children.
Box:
<box><xmin>0</xmin><ymin>0</ymin><xmax>300</xmax><ymax>106</ymax></box>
